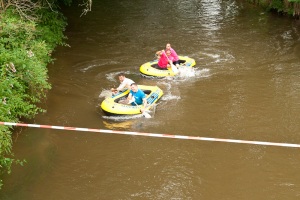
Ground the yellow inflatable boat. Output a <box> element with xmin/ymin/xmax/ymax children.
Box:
<box><xmin>140</xmin><ymin>55</ymin><xmax>196</xmax><ymax>78</ymax></box>
<box><xmin>100</xmin><ymin>85</ymin><xmax>163</xmax><ymax>116</ymax></box>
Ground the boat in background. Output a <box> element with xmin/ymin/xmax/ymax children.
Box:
<box><xmin>140</xmin><ymin>56</ymin><xmax>196</xmax><ymax>78</ymax></box>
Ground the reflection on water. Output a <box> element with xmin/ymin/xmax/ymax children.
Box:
<box><xmin>103</xmin><ymin>120</ymin><xmax>135</xmax><ymax>130</ymax></box>
<box><xmin>198</xmin><ymin>0</ymin><xmax>223</xmax><ymax>32</ymax></box>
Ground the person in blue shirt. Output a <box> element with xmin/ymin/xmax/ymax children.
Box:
<box><xmin>127</xmin><ymin>83</ymin><xmax>148</xmax><ymax>112</ymax></box>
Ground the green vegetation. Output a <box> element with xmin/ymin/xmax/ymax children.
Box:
<box><xmin>248</xmin><ymin>0</ymin><xmax>300</xmax><ymax>17</ymax></box>
<box><xmin>0</xmin><ymin>0</ymin><xmax>74</xmax><ymax>189</ymax></box>
<box><xmin>0</xmin><ymin>0</ymin><xmax>92</xmax><ymax>190</ymax></box>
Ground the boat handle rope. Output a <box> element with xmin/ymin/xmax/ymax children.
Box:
<box><xmin>1</xmin><ymin>121</ymin><xmax>300</xmax><ymax>148</ymax></box>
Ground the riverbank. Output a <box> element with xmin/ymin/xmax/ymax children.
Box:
<box><xmin>0</xmin><ymin>6</ymin><xmax>67</xmax><ymax>188</ymax></box>
<box><xmin>249</xmin><ymin>0</ymin><xmax>300</xmax><ymax>18</ymax></box>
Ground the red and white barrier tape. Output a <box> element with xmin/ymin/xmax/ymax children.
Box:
<box><xmin>1</xmin><ymin>121</ymin><xmax>300</xmax><ymax>148</ymax></box>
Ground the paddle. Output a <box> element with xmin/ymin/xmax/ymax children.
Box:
<box><xmin>140</xmin><ymin>105</ymin><xmax>152</xmax><ymax>119</ymax></box>
<box><xmin>129</xmin><ymin>98</ymin><xmax>151</xmax><ymax>118</ymax></box>
<box><xmin>163</xmin><ymin>51</ymin><xmax>179</xmax><ymax>74</ymax></box>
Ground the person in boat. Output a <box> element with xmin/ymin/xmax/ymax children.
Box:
<box><xmin>166</xmin><ymin>43</ymin><xmax>180</xmax><ymax>66</ymax></box>
<box><xmin>123</xmin><ymin>83</ymin><xmax>148</xmax><ymax>112</ymax></box>
<box><xmin>157</xmin><ymin>50</ymin><xmax>173</xmax><ymax>69</ymax></box>
<box><xmin>111</xmin><ymin>73</ymin><xmax>134</xmax><ymax>95</ymax></box>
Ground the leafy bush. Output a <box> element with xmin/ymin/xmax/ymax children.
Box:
<box><xmin>248</xmin><ymin>0</ymin><xmax>300</xmax><ymax>17</ymax></box>
<box><xmin>0</xmin><ymin>7</ymin><xmax>67</xmax><ymax>189</ymax></box>
<box><xmin>269</xmin><ymin>0</ymin><xmax>285</xmax><ymax>12</ymax></box>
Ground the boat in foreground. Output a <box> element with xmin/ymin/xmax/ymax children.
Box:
<box><xmin>140</xmin><ymin>55</ymin><xmax>196</xmax><ymax>78</ymax></box>
<box><xmin>100</xmin><ymin>85</ymin><xmax>163</xmax><ymax>116</ymax></box>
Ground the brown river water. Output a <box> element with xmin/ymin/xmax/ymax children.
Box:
<box><xmin>1</xmin><ymin>0</ymin><xmax>300</xmax><ymax>199</ymax></box>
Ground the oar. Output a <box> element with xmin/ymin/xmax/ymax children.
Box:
<box><xmin>129</xmin><ymin>99</ymin><xmax>152</xmax><ymax>118</ymax></box>
<box><xmin>140</xmin><ymin>106</ymin><xmax>152</xmax><ymax>119</ymax></box>
<box><xmin>163</xmin><ymin>51</ymin><xmax>179</xmax><ymax>74</ymax></box>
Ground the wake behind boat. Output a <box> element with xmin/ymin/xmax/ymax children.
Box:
<box><xmin>140</xmin><ymin>55</ymin><xmax>196</xmax><ymax>78</ymax></box>
<box><xmin>100</xmin><ymin>85</ymin><xmax>163</xmax><ymax>116</ymax></box>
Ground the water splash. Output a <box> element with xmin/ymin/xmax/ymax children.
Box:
<box><xmin>105</xmin><ymin>70</ymin><xmax>132</xmax><ymax>82</ymax></box>
<box><xmin>98</xmin><ymin>89</ymin><xmax>112</xmax><ymax>98</ymax></box>
<box><xmin>177</xmin><ymin>66</ymin><xmax>197</xmax><ymax>78</ymax></box>
<box><xmin>171</xmin><ymin>67</ymin><xmax>211</xmax><ymax>80</ymax></box>
<box><xmin>197</xmin><ymin>68</ymin><xmax>211</xmax><ymax>78</ymax></box>
<box><xmin>76</xmin><ymin>60</ymin><xmax>120</xmax><ymax>72</ymax></box>
<box><xmin>102</xmin><ymin>114</ymin><xmax>142</xmax><ymax>120</ymax></box>
<box><xmin>201</xmin><ymin>51</ymin><xmax>235</xmax><ymax>64</ymax></box>
<box><xmin>162</xmin><ymin>94</ymin><xmax>181</xmax><ymax>101</ymax></box>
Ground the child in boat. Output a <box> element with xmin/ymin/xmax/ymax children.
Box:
<box><xmin>111</xmin><ymin>73</ymin><xmax>134</xmax><ymax>95</ymax></box>
<box><xmin>166</xmin><ymin>43</ymin><xmax>180</xmax><ymax>66</ymax></box>
<box><xmin>157</xmin><ymin>50</ymin><xmax>173</xmax><ymax>69</ymax></box>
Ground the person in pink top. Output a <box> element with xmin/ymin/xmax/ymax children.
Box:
<box><xmin>166</xmin><ymin>43</ymin><xmax>180</xmax><ymax>65</ymax></box>
<box><xmin>157</xmin><ymin>50</ymin><xmax>173</xmax><ymax>69</ymax></box>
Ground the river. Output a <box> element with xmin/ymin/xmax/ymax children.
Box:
<box><xmin>1</xmin><ymin>0</ymin><xmax>300</xmax><ymax>199</ymax></box>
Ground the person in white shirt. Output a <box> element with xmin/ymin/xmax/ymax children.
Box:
<box><xmin>111</xmin><ymin>73</ymin><xmax>135</xmax><ymax>95</ymax></box>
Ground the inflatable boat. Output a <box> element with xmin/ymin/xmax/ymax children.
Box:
<box><xmin>100</xmin><ymin>85</ymin><xmax>163</xmax><ymax>116</ymax></box>
<box><xmin>140</xmin><ymin>55</ymin><xmax>196</xmax><ymax>78</ymax></box>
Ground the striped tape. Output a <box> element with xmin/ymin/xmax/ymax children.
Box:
<box><xmin>1</xmin><ymin>121</ymin><xmax>300</xmax><ymax>148</ymax></box>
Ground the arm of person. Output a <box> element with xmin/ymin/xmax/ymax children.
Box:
<box><xmin>117</xmin><ymin>81</ymin><xmax>126</xmax><ymax>91</ymax></box>
<box><xmin>159</xmin><ymin>51</ymin><xmax>170</xmax><ymax>68</ymax></box>
<box><xmin>127</xmin><ymin>93</ymin><xmax>133</xmax><ymax>101</ymax></box>
<box><xmin>140</xmin><ymin>98</ymin><xmax>148</xmax><ymax>113</ymax></box>
<box><xmin>111</xmin><ymin>88</ymin><xmax>118</xmax><ymax>95</ymax></box>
